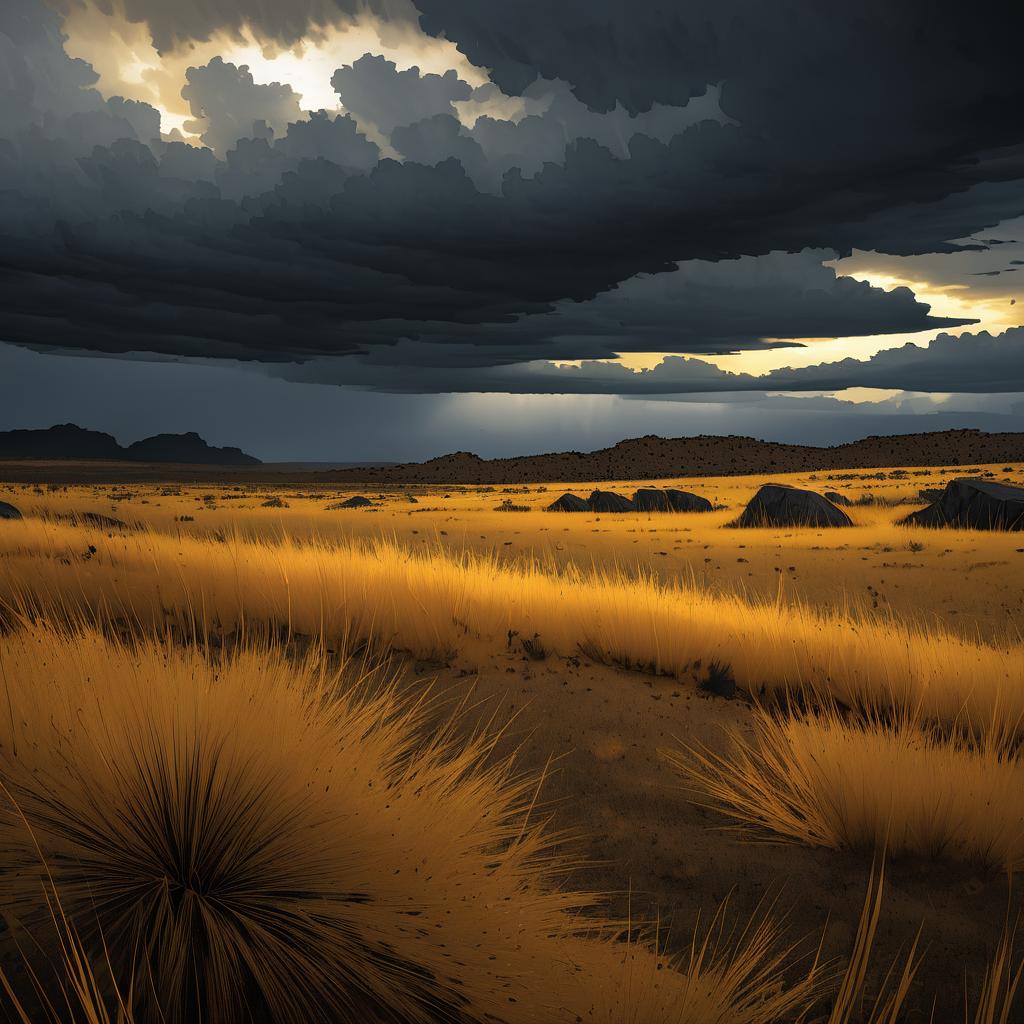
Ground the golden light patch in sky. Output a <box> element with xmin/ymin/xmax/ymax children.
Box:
<box><xmin>716</xmin><ymin>271</ymin><xmax>1024</xmax><ymax>377</ymax></box>
<box><xmin>613</xmin><ymin>270</ymin><xmax>1023</xmax><ymax>394</ymax></box>
<box><xmin>60</xmin><ymin>3</ymin><xmax>487</xmax><ymax>139</ymax></box>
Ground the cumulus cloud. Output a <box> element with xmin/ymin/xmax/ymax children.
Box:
<box><xmin>331</xmin><ymin>54</ymin><xmax>472</xmax><ymax>136</ymax></box>
<box><xmin>333</xmin><ymin>55</ymin><xmax>733</xmax><ymax>190</ymax></box>
<box><xmin>182</xmin><ymin>57</ymin><xmax>304</xmax><ymax>154</ymax></box>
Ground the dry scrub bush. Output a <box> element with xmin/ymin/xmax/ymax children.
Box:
<box><xmin>0</xmin><ymin>519</ymin><xmax>1021</xmax><ymax>726</ymax></box>
<box><xmin>672</xmin><ymin>705</ymin><xmax>1024</xmax><ymax>870</ymax></box>
<box><xmin>0</xmin><ymin>623</ymin><xmax>821</xmax><ymax>1024</ymax></box>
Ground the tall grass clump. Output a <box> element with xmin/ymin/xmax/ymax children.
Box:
<box><xmin>672</xmin><ymin>705</ymin><xmax>1024</xmax><ymax>870</ymax></box>
<box><xmin>0</xmin><ymin>623</ymin><xmax>589</xmax><ymax>1024</ymax></box>
<box><xmin>0</xmin><ymin>518</ymin><xmax>1022</xmax><ymax>726</ymax></box>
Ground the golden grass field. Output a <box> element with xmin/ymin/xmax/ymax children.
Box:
<box><xmin>0</xmin><ymin>463</ymin><xmax>1023</xmax><ymax>1021</ymax></box>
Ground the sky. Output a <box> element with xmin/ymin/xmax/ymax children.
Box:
<box><xmin>0</xmin><ymin>0</ymin><xmax>1022</xmax><ymax>461</ymax></box>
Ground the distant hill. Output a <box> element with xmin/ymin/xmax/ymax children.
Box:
<box><xmin>125</xmin><ymin>432</ymin><xmax>260</xmax><ymax>466</ymax></box>
<box><xmin>321</xmin><ymin>429</ymin><xmax>1024</xmax><ymax>484</ymax></box>
<box><xmin>0</xmin><ymin>425</ymin><xmax>260</xmax><ymax>465</ymax></box>
<box><xmin>2</xmin><ymin>428</ymin><xmax>1023</xmax><ymax>485</ymax></box>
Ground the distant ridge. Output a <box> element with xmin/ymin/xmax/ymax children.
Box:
<box><xmin>0</xmin><ymin>424</ymin><xmax>260</xmax><ymax>465</ymax></box>
<box><xmin>1</xmin><ymin>429</ymin><xmax>1022</xmax><ymax>485</ymax></box>
<box><xmin>321</xmin><ymin>430</ymin><xmax>1024</xmax><ymax>484</ymax></box>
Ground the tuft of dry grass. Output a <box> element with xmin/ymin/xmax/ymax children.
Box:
<box><xmin>0</xmin><ymin>623</ymin><xmax>587</xmax><ymax>1023</ymax></box>
<box><xmin>671</xmin><ymin>705</ymin><xmax>1024</xmax><ymax>870</ymax></box>
<box><xmin>0</xmin><ymin>519</ymin><xmax>1021</xmax><ymax>727</ymax></box>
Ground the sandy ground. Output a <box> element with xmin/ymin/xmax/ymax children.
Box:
<box><xmin>423</xmin><ymin>649</ymin><xmax>1013</xmax><ymax>1018</ymax></box>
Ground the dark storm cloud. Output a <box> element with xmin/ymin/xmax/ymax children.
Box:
<box><xmin>764</xmin><ymin>328</ymin><xmax>1024</xmax><ymax>395</ymax></box>
<box><xmin>181</xmin><ymin>56</ymin><xmax>303</xmax><ymax>154</ymax></box>
<box><xmin>529</xmin><ymin>250</ymin><xmax>973</xmax><ymax>353</ymax></box>
<box><xmin>336</xmin><ymin>57</ymin><xmax>732</xmax><ymax>191</ymax></box>
<box><xmin>0</xmin><ymin>221</ymin><xmax>974</xmax><ymax>369</ymax></box>
<box><xmin>307</xmin><ymin>327</ymin><xmax>1024</xmax><ymax>396</ymax></box>
<box><xmin>331</xmin><ymin>54</ymin><xmax>472</xmax><ymax>137</ymax></box>
<box><xmin>409</xmin><ymin>0</ymin><xmax>1024</xmax><ymax>255</ymax></box>
<box><xmin>0</xmin><ymin>0</ymin><xmax>1022</xmax><ymax>392</ymax></box>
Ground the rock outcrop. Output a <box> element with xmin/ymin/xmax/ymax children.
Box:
<box><xmin>587</xmin><ymin>490</ymin><xmax>635</xmax><ymax>513</ymax></box>
<box><xmin>901</xmin><ymin>478</ymin><xmax>1024</xmax><ymax>531</ymax></box>
<box><xmin>632</xmin><ymin>488</ymin><xmax>714</xmax><ymax>512</ymax></box>
<box><xmin>546</xmin><ymin>493</ymin><xmax>590</xmax><ymax>512</ymax></box>
<box><xmin>735</xmin><ymin>484</ymin><xmax>853</xmax><ymax>528</ymax></box>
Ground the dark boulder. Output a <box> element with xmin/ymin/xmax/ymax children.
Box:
<box><xmin>735</xmin><ymin>484</ymin><xmax>852</xmax><ymax>528</ymax></box>
<box><xmin>0</xmin><ymin>500</ymin><xmax>22</xmax><ymax>520</ymax></box>
<box><xmin>632</xmin><ymin>488</ymin><xmax>713</xmax><ymax>512</ymax></box>
<box><xmin>587</xmin><ymin>490</ymin><xmax>635</xmax><ymax>513</ymax></box>
<box><xmin>546</xmin><ymin>492</ymin><xmax>590</xmax><ymax>512</ymax></box>
<box><xmin>328</xmin><ymin>495</ymin><xmax>372</xmax><ymax>509</ymax></box>
<box><xmin>901</xmin><ymin>478</ymin><xmax>1024</xmax><ymax>531</ymax></box>
<box><xmin>665</xmin><ymin>489</ymin><xmax>713</xmax><ymax>513</ymax></box>
<box><xmin>632</xmin><ymin>488</ymin><xmax>672</xmax><ymax>511</ymax></box>
<box><xmin>261</xmin><ymin>496</ymin><xmax>289</xmax><ymax>508</ymax></box>
<box><xmin>823</xmin><ymin>491</ymin><xmax>851</xmax><ymax>506</ymax></box>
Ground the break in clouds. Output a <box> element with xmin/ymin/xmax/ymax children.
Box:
<box><xmin>0</xmin><ymin>0</ymin><xmax>1022</xmax><ymax>396</ymax></box>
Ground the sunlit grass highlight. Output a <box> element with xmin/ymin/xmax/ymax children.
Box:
<box><xmin>0</xmin><ymin>518</ymin><xmax>1021</xmax><ymax>726</ymax></box>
